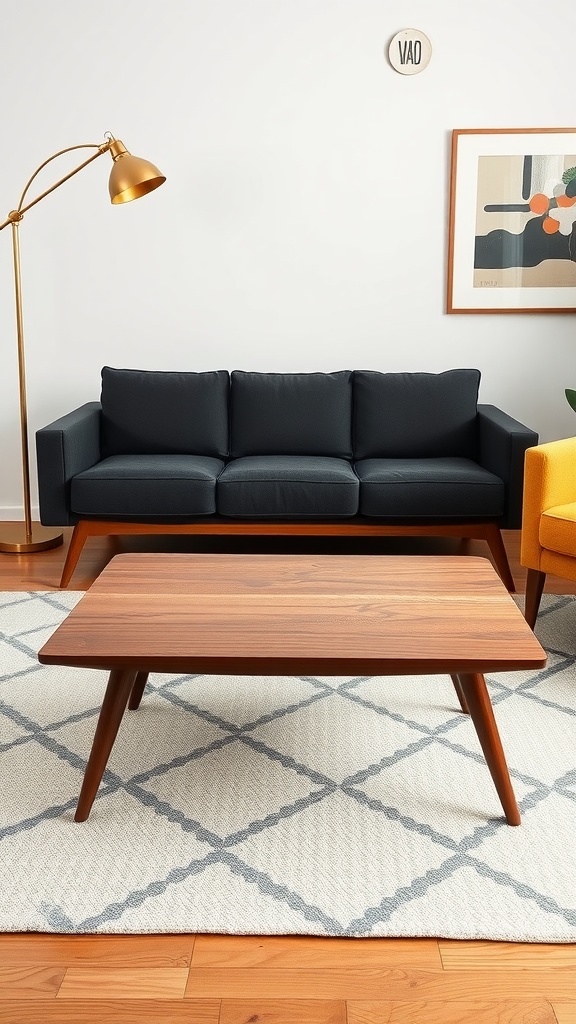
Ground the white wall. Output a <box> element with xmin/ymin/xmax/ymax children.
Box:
<box><xmin>1</xmin><ymin>0</ymin><xmax>576</xmax><ymax>517</ymax></box>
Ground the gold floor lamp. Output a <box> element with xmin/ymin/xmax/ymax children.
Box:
<box><xmin>0</xmin><ymin>133</ymin><xmax>166</xmax><ymax>553</ymax></box>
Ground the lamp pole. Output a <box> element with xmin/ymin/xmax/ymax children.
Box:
<box><xmin>0</xmin><ymin>135</ymin><xmax>165</xmax><ymax>553</ymax></box>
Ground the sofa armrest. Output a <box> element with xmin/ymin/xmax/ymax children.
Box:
<box><xmin>520</xmin><ymin>436</ymin><xmax>576</xmax><ymax>570</ymax></box>
<box><xmin>477</xmin><ymin>404</ymin><xmax>538</xmax><ymax>529</ymax></box>
<box><xmin>35</xmin><ymin>403</ymin><xmax>102</xmax><ymax>525</ymax></box>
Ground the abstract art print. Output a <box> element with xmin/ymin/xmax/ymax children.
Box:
<box><xmin>447</xmin><ymin>128</ymin><xmax>576</xmax><ymax>313</ymax></box>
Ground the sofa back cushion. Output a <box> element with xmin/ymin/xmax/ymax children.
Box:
<box><xmin>353</xmin><ymin>369</ymin><xmax>480</xmax><ymax>459</ymax></box>
<box><xmin>100</xmin><ymin>367</ymin><xmax>230</xmax><ymax>458</ymax></box>
<box><xmin>229</xmin><ymin>371</ymin><xmax>353</xmax><ymax>458</ymax></box>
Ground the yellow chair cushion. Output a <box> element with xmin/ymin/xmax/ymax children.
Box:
<box><xmin>540</xmin><ymin>503</ymin><xmax>576</xmax><ymax>558</ymax></box>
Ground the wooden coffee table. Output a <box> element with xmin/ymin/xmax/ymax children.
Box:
<box><xmin>38</xmin><ymin>553</ymin><xmax>546</xmax><ymax>825</ymax></box>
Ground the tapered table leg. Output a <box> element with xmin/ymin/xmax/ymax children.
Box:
<box><xmin>128</xmin><ymin>671</ymin><xmax>149</xmax><ymax>710</ymax></box>
<box><xmin>456</xmin><ymin>671</ymin><xmax>521</xmax><ymax>826</ymax></box>
<box><xmin>450</xmin><ymin>673</ymin><xmax>469</xmax><ymax>714</ymax></box>
<box><xmin>74</xmin><ymin>668</ymin><xmax>137</xmax><ymax>822</ymax></box>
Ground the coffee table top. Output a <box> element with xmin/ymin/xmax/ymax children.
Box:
<box><xmin>39</xmin><ymin>553</ymin><xmax>546</xmax><ymax>676</ymax></box>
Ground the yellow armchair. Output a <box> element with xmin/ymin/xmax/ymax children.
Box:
<box><xmin>521</xmin><ymin>436</ymin><xmax>576</xmax><ymax>627</ymax></box>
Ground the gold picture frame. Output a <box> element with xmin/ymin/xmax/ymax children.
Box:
<box><xmin>447</xmin><ymin>128</ymin><xmax>576</xmax><ymax>313</ymax></box>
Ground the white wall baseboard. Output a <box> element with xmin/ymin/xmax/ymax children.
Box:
<box><xmin>0</xmin><ymin>506</ymin><xmax>40</xmax><ymax>521</ymax></box>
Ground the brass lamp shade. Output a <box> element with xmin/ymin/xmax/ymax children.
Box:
<box><xmin>108</xmin><ymin>141</ymin><xmax>166</xmax><ymax>205</ymax></box>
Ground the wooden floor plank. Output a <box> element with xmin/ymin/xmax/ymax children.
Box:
<box><xmin>0</xmin><ymin>999</ymin><xmax>221</xmax><ymax>1023</ymax></box>
<box><xmin>56</xmin><ymin>967</ymin><xmax>188</xmax><ymax>1000</ymax></box>
<box><xmin>192</xmin><ymin>936</ymin><xmax>442</xmax><ymax>969</ymax></box>
<box><xmin>0</xmin><ymin>965</ymin><xmax>65</xmax><ymax>999</ymax></box>
<box><xmin>347</xmin><ymin>999</ymin><xmax>557</xmax><ymax>1023</ymax></box>
<box><xmin>0</xmin><ymin>933</ymin><xmax>194</xmax><ymax>966</ymax></box>
<box><xmin>185</xmin><ymin>967</ymin><xmax>576</xmax><ymax>1001</ymax></box>
<box><xmin>439</xmin><ymin>940</ymin><xmax>576</xmax><ymax>970</ymax></box>
<box><xmin>220</xmin><ymin>998</ymin><xmax>346</xmax><ymax>1024</ymax></box>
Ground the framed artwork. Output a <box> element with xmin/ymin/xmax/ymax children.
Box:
<box><xmin>447</xmin><ymin>128</ymin><xmax>576</xmax><ymax>313</ymax></box>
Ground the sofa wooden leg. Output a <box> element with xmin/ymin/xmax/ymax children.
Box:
<box><xmin>483</xmin><ymin>524</ymin><xmax>515</xmax><ymax>592</ymax></box>
<box><xmin>524</xmin><ymin>568</ymin><xmax>546</xmax><ymax>629</ymax></box>
<box><xmin>60</xmin><ymin>521</ymin><xmax>91</xmax><ymax>588</ymax></box>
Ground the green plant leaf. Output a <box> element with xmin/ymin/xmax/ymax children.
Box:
<box><xmin>565</xmin><ymin>388</ymin><xmax>576</xmax><ymax>412</ymax></box>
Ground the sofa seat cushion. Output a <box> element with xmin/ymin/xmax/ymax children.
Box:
<box><xmin>71</xmin><ymin>455</ymin><xmax>224</xmax><ymax>517</ymax></box>
<box><xmin>540</xmin><ymin>503</ymin><xmax>576</xmax><ymax>557</ymax></box>
<box><xmin>355</xmin><ymin>458</ymin><xmax>504</xmax><ymax>518</ymax></box>
<box><xmin>217</xmin><ymin>456</ymin><xmax>359</xmax><ymax>517</ymax></box>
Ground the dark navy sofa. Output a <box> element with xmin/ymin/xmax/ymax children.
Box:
<box><xmin>35</xmin><ymin>366</ymin><xmax>537</xmax><ymax>588</ymax></box>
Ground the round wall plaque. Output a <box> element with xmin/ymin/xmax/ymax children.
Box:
<box><xmin>388</xmin><ymin>29</ymin><xmax>432</xmax><ymax>75</ymax></box>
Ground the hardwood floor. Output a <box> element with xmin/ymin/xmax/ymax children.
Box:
<box><xmin>1</xmin><ymin>526</ymin><xmax>575</xmax><ymax>1024</ymax></box>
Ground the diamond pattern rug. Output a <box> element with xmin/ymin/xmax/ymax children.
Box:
<box><xmin>1</xmin><ymin>590</ymin><xmax>575</xmax><ymax>939</ymax></box>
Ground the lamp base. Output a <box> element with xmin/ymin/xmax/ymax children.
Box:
<box><xmin>0</xmin><ymin>524</ymin><xmax>64</xmax><ymax>553</ymax></box>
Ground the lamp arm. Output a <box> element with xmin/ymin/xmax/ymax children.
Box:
<box><xmin>0</xmin><ymin>140</ymin><xmax>112</xmax><ymax>231</ymax></box>
<box><xmin>0</xmin><ymin>131</ymin><xmax>164</xmax><ymax>554</ymax></box>
<box><xmin>0</xmin><ymin>137</ymin><xmax>112</xmax><ymax>547</ymax></box>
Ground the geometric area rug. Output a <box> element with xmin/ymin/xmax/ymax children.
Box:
<box><xmin>1</xmin><ymin>590</ymin><xmax>575</xmax><ymax>941</ymax></box>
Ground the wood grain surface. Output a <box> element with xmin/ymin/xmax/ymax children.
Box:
<box><xmin>39</xmin><ymin>554</ymin><xmax>546</xmax><ymax>675</ymax></box>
